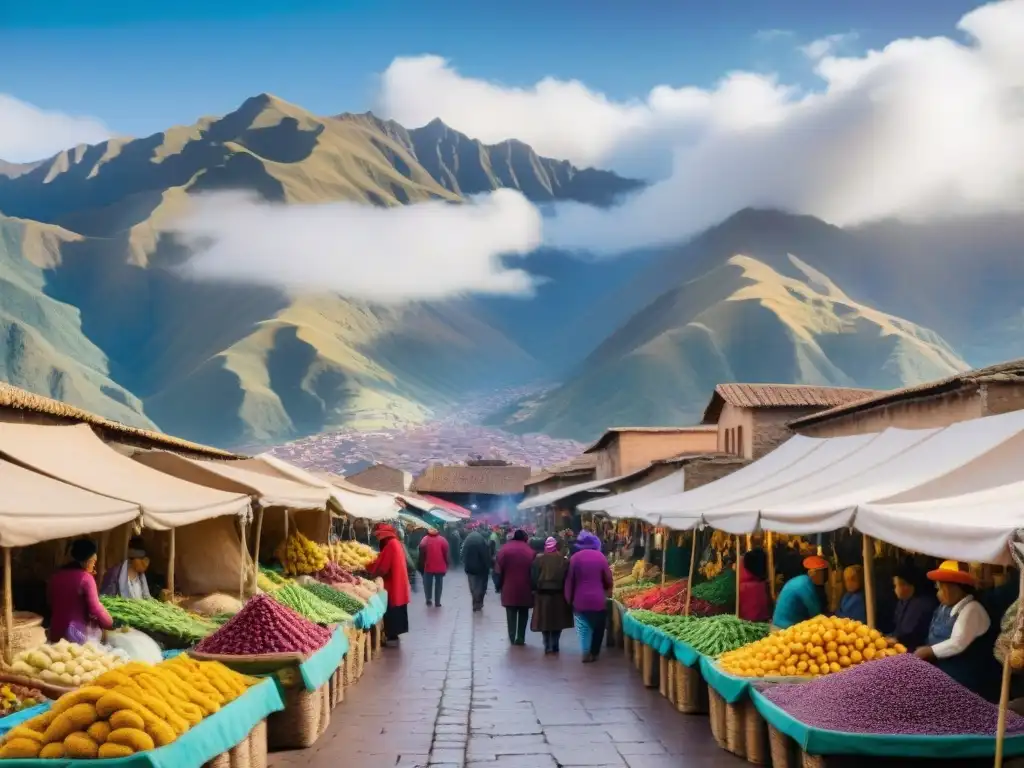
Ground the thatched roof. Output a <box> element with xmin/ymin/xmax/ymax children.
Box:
<box><xmin>789</xmin><ymin>359</ymin><xmax>1024</xmax><ymax>429</ymax></box>
<box><xmin>0</xmin><ymin>382</ymin><xmax>238</xmax><ymax>459</ymax></box>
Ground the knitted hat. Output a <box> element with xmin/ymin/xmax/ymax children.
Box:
<box><xmin>927</xmin><ymin>560</ymin><xmax>976</xmax><ymax>586</ymax></box>
<box><xmin>544</xmin><ymin>537</ymin><xmax>558</xmax><ymax>553</ymax></box>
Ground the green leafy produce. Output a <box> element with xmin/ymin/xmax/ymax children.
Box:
<box><xmin>100</xmin><ymin>596</ymin><xmax>217</xmax><ymax>643</ymax></box>
<box><xmin>300</xmin><ymin>582</ymin><xmax>359</xmax><ymax>617</ymax></box>
<box><xmin>632</xmin><ymin>610</ymin><xmax>769</xmax><ymax>657</ymax></box>
<box><xmin>271</xmin><ymin>584</ymin><xmax>350</xmax><ymax>624</ymax></box>
<box><xmin>260</xmin><ymin>567</ymin><xmax>291</xmax><ymax>586</ymax></box>
<box><xmin>691</xmin><ymin>569</ymin><xmax>736</xmax><ymax>608</ymax></box>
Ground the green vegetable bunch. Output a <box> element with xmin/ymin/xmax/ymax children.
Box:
<box><xmin>100</xmin><ymin>597</ymin><xmax>217</xmax><ymax>643</ymax></box>
<box><xmin>271</xmin><ymin>584</ymin><xmax>350</xmax><ymax>624</ymax></box>
<box><xmin>632</xmin><ymin>610</ymin><xmax>768</xmax><ymax>657</ymax></box>
<box><xmin>691</xmin><ymin>569</ymin><xmax>736</xmax><ymax>608</ymax></box>
<box><xmin>300</xmin><ymin>582</ymin><xmax>360</xmax><ymax>617</ymax></box>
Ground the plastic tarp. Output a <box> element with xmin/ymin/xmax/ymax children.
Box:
<box><xmin>0</xmin><ymin>423</ymin><xmax>250</xmax><ymax>529</ymax></box>
<box><xmin>0</xmin><ymin>458</ymin><xmax>139</xmax><ymax>547</ymax></box>
<box><xmin>240</xmin><ymin>455</ymin><xmax>399</xmax><ymax>521</ymax></box>
<box><xmin>133</xmin><ymin>451</ymin><xmax>331</xmax><ymax>510</ymax></box>
<box><xmin>518</xmin><ymin>474</ymin><xmax>616</xmax><ymax>511</ymax></box>
<box><xmin>703</xmin><ymin>427</ymin><xmax>940</xmax><ymax>533</ymax></box>
<box><xmin>636</xmin><ymin>435</ymin><xmax>827</xmax><ymax>523</ymax></box>
<box><xmin>416</xmin><ymin>494</ymin><xmax>472</xmax><ymax>519</ymax></box>
<box><xmin>578</xmin><ymin>469</ymin><xmax>685</xmax><ymax>518</ymax></box>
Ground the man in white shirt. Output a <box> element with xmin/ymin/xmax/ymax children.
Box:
<box><xmin>915</xmin><ymin>560</ymin><xmax>997</xmax><ymax>699</ymax></box>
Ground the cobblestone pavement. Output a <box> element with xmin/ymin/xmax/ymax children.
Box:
<box><xmin>269</xmin><ymin>576</ymin><xmax>744</xmax><ymax>768</ymax></box>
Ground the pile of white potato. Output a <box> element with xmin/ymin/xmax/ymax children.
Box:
<box><xmin>8</xmin><ymin>639</ymin><xmax>129</xmax><ymax>687</ymax></box>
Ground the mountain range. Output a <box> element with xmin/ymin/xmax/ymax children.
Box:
<box><xmin>0</xmin><ymin>92</ymin><xmax>1020</xmax><ymax>448</ymax></box>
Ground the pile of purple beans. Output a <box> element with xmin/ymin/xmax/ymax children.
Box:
<box><xmin>763</xmin><ymin>654</ymin><xmax>1024</xmax><ymax>736</ymax></box>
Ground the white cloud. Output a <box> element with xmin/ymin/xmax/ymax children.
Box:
<box><xmin>168</xmin><ymin>190</ymin><xmax>542</xmax><ymax>302</ymax></box>
<box><xmin>377</xmin><ymin>0</ymin><xmax>1024</xmax><ymax>255</ymax></box>
<box><xmin>800</xmin><ymin>32</ymin><xmax>858</xmax><ymax>60</ymax></box>
<box><xmin>0</xmin><ymin>94</ymin><xmax>111</xmax><ymax>162</ymax></box>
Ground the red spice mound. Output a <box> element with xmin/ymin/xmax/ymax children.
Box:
<box><xmin>195</xmin><ymin>594</ymin><xmax>332</xmax><ymax>655</ymax></box>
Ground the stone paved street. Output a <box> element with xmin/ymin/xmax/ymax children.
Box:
<box><xmin>269</xmin><ymin>576</ymin><xmax>744</xmax><ymax>768</ymax></box>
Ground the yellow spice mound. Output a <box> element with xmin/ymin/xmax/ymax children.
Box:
<box><xmin>718</xmin><ymin>615</ymin><xmax>907</xmax><ymax>678</ymax></box>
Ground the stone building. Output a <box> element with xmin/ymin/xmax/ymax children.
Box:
<box><xmin>412</xmin><ymin>459</ymin><xmax>531</xmax><ymax>516</ymax></box>
<box><xmin>701</xmin><ymin>383</ymin><xmax>879</xmax><ymax>460</ymax></box>
<box><xmin>346</xmin><ymin>463</ymin><xmax>413</xmax><ymax>493</ymax></box>
<box><xmin>522</xmin><ymin>454</ymin><xmax>598</xmax><ymax>500</ymax></box>
<box><xmin>789</xmin><ymin>360</ymin><xmax>1024</xmax><ymax>437</ymax></box>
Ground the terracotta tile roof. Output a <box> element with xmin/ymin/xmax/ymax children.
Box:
<box><xmin>582</xmin><ymin>426</ymin><xmax>718</xmax><ymax>454</ymax></box>
<box><xmin>346</xmin><ymin>463</ymin><xmax>412</xmax><ymax>493</ymax></box>
<box><xmin>0</xmin><ymin>381</ymin><xmax>238</xmax><ymax>458</ymax></box>
<box><xmin>788</xmin><ymin>359</ymin><xmax>1024</xmax><ymax>429</ymax></box>
<box><xmin>412</xmin><ymin>463</ymin><xmax>531</xmax><ymax>496</ymax></box>
<box><xmin>702</xmin><ymin>383</ymin><xmax>880</xmax><ymax>424</ymax></box>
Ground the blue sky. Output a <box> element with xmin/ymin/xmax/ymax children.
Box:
<box><xmin>1</xmin><ymin>0</ymin><xmax>984</xmax><ymax>139</ymax></box>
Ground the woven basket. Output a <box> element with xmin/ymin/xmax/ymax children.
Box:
<box><xmin>708</xmin><ymin>689</ymin><xmax>727</xmax><ymax>748</ymax></box>
<box><xmin>659</xmin><ymin>655</ymin><xmax>670</xmax><ymax>699</ymax></box>
<box><xmin>641</xmin><ymin>644</ymin><xmax>659</xmax><ymax>688</ymax></box>
<box><xmin>362</xmin><ymin>629</ymin><xmax>373</xmax><ymax>664</ymax></box>
<box><xmin>202</xmin><ymin>718</ymin><xmax>266</xmax><ymax>768</ymax></box>
<box><xmin>632</xmin><ymin>637</ymin><xmax>643</xmax><ymax>671</ymax></box>
<box><xmin>328</xmin><ymin>665</ymin><xmax>345</xmax><ymax>709</ymax></box>
<box><xmin>742</xmin><ymin>700</ymin><xmax>767</xmax><ymax>765</ymax></box>
<box><xmin>354</xmin><ymin>632</ymin><xmax>366</xmax><ymax>679</ymax></box>
<box><xmin>267</xmin><ymin>683</ymin><xmax>330</xmax><ymax>750</ymax></box>
<box><xmin>674</xmin><ymin>662</ymin><xmax>707</xmax><ymax>714</ymax></box>
<box><xmin>768</xmin><ymin>725</ymin><xmax>798</xmax><ymax>768</ymax></box>
<box><xmin>622</xmin><ymin>631</ymin><xmax>633</xmax><ymax>659</ymax></box>
<box><xmin>725</xmin><ymin>698</ymin><xmax>747</xmax><ymax>758</ymax></box>
<box><xmin>608</xmin><ymin>604</ymin><xmax>620</xmax><ymax>649</ymax></box>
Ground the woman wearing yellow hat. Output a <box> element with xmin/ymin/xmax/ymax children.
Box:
<box><xmin>915</xmin><ymin>560</ymin><xmax>998</xmax><ymax>699</ymax></box>
<box><xmin>771</xmin><ymin>555</ymin><xmax>829</xmax><ymax>631</ymax></box>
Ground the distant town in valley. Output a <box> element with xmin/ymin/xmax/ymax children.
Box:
<box><xmin>267</xmin><ymin>386</ymin><xmax>584</xmax><ymax>474</ymax></box>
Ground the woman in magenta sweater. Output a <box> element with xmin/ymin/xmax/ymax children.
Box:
<box><xmin>48</xmin><ymin>539</ymin><xmax>113</xmax><ymax>644</ymax></box>
<box><xmin>565</xmin><ymin>531</ymin><xmax>613</xmax><ymax>663</ymax></box>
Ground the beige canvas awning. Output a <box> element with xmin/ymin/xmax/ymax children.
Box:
<box><xmin>0</xmin><ymin>423</ymin><xmax>250</xmax><ymax>529</ymax></box>
<box><xmin>132</xmin><ymin>451</ymin><xmax>331</xmax><ymax>510</ymax></box>
<box><xmin>0</xmin><ymin>458</ymin><xmax>140</xmax><ymax>547</ymax></box>
<box><xmin>239</xmin><ymin>454</ymin><xmax>400</xmax><ymax>521</ymax></box>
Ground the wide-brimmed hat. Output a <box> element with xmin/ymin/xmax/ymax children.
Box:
<box><xmin>802</xmin><ymin>555</ymin><xmax>828</xmax><ymax>571</ymax></box>
<box><xmin>927</xmin><ymin>560</ymin><xmax>976</xmax><ymax>587</ymax></box>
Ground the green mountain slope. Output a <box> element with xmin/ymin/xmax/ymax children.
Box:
<box><xmin>500</xmin><ymin>253</ymin><xmax>969</xmax><ymax>441</ymax></box>
<box><xmin>0</xmin><ymin>93</ymin><xmax>638</xmax><ymax>448</ymax></box>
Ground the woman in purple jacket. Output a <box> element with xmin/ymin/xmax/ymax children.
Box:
<box><xmin>565</xmin><ymin>531</ymin><xmax>613</xmax><ymax>663</ymax></box>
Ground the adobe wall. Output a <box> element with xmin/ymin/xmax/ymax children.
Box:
<box><xmin>793</xmin><ymin>390</ymin><xmax>984</xmax><ymax>438</ymax></box>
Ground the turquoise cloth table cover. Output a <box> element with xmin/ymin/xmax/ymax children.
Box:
<box><xmin>622</xmin><ymin>612</ymin><xmax>642</xmax><ymax>641</ymax></box>
<box><xmin>620</xmin><ymin>613</ymin><xmax>675</xmax><ymax>657</ymax></box>
<box><xmin>160</xmin><ymin>649</ymin><xmax>184</xmax><ymax>660</ymax></box>
<box><xmin>0</xmin><ymin>678</ymin><xmax>284</xmax><ymax>768</ymax></box>
<box><xmin>0</xmin><ymin>704</ymin><xmax>50</xmax><ymax>737</ymax></box>
<box><xmin>700</xmin><ymin>655</ymin><xmax>753</xmax><ymax>703</ymax></box>
<box><xmin>750</xmin><ymin>687</ymin><xmax>1024</xmax><ymax>758</ymax></box>
<box><xmin>354</xmin><ymin>590</ymin><xmax>389</xmax><ymax>630</ymax></box>
<box><xmin>298</xmin><ymin>626</ymin><xmax>348</xmax><ymax>691</ymax></box>
<box><xmin>672</xmin><ymin>640</ymin><xmax>702</xmax><ymax>668</ymax></box>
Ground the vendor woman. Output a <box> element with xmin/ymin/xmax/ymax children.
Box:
<box><xmin>915</xmin><ymin>561</ymin><xmax>998</xmax><ymax>700</ymax></box>
<box><xmin>48</xmin><ymin>539</ymin><xmax>113</xmax><ymax>643</ymax></box>
<box><xmin>100</xmin><ymin>537</ymin><xmax>152</xmax><ymax>599</ymax></box>
<box><xmin>771</xmin><ymin>555</ymin><xmax>828</xmax><ymax>630</ymax></box>
<box><xmin>367</xmin><ymin>522</ymin><xmax>411</xmax><ymax>645</ymax></box>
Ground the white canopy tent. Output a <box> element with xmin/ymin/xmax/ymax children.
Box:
<box><xmin>856</xmin><ymin>482</ymin><xmax>1024</xmax><ymax>566</ymax></box>
<box><xmin>133</xmin><ymin>451</ymin><xmax>331</xmax><ymax>510</ymax></box>
<box><xmin>578</xmin><ymin>469</ymin><xmax>685</xmax><ymax>519</ymax></box>
<box><xmin>0</xmin><ymin>423</ymin><xmax>251</xmax><ymax>528</ymax></box>
<box><xmin>641</xmin><ymin>432</ymin><xmax>880</xmax><ymax>524</ymax></box>
<box><xmin>241</xmin><ymin>454</ymin><xmax>399</xmax><ymax>521</ymax></box>
<box><xmin>0</xmin><ymin>459</ymin><xmax>140</xmax><ymax>547</ymax></box>
<box><xmin>517</xmin><ymin>475</ymin><xmax>617</xmax><ymax>512</ymax></box>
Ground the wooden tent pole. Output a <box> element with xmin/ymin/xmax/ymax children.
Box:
<box><xmin>166</xmin><ymin>530</ymin><xmax>176</xmax><ymax>599</ymax></box>
<box><xmin>767</xmin><ymin>531</ymin><xmax>776</xmax><ymax>600</ymax></box>
<box><xmin>3</xmin><ymin>549</ymin><xmax>12</xmax><ymax>665</ymax></box>
<box><xmin>660</xmin><ymin>529</ymin><xmax>667</xmax><ymax>586</ymax></box>
<box><xmin>250</xmin><ymin>507</ymin><xmax>264</xmax><ymax>593</ymax></box>
<box><xmin>995</xmin><ymin>652</ymin><xmax>1012</xmax><ymax>768</ymax></box>
<box><xmin>684</xmin><ymin>528</ymin><xmax>698</xmax><ymax>617</ymax></box>
<box><xmin>238</xmin><ymin>517</ymin><xmax>247</xmax><ymax>602</ymax></box>
<box><xmin>735</xmin><ymin>535</ymin><xmax>743</xmax><ymax>618</ymax></box>
<box><xmin>862</xmin><ymin>534</ymin><xmax>876</xmax><ymax>629</ymax></box>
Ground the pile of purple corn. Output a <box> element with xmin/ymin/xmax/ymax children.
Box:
<box><xmin>763</xmin><ymin>654</ymin><xmax>1024</xmax><ymax>736</ymax></box>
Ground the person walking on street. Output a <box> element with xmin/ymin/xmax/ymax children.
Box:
<box><xmin>531</xmin><ymin>537</ymin><xmax>573</xmax><ymax>654</ymax></box>
<box><xmin>495</xmin><ymin>530</ymin><xmax>537</xmax><ymax>646</ymax></box>
<box><xmin>418</xmin><ymin>528</ymin><xmax>450</xmax><ymax>607</ymax></box>
<box><xmin>565</xmin><ymin>531</ymin><xmax>613</xmax><ymax>663</ymax></box>
<box><xmin>462</xmin><ymin>528</ymin><xmax>491</xmax><ymax>612</ymax></box>
<box><xmin>366</xmin><ymin>523</ymin><xmax>411</xmax><ymax>646</ymax></box>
